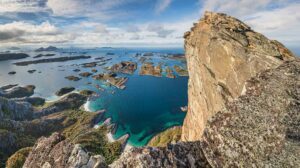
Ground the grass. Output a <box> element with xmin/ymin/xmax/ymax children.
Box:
<box><xmin>73</xmin><ymin>126</ymin><xmax>122</xmax><ymax>164</ymax></box>
<box><xmin>6</xmin><ymin>147</ymin><xmax>32</xmax><ymax>168</ymax></box>
<box><xmin>148</xmin><ymin>126</ymin><xmax>182</xmax><ymax>147</ymax></box>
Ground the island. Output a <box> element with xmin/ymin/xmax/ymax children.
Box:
<box><xmin>0</xmin><ymin>53</ymin><xmax>29</xmax><ymax>61</ymax></box>
<box><xmin>65</xmin><ymin>76</ymin><xmax>81</xmax><ymax>81</ymax></box>
<box><xmin>139</xmin><ymin>62</ymin><xmax>162</xmax><ymax>77</ymax></box>
<box><xmin>173</xmin><ymin>65</ymin><xmax>189</xmax><ymax>76</ymax></box>
<box><xmin>165</xmin><ymin>66</ymin><xmax>176</xmax><ymax>78</ymax></box>
<box><xmin>109</xmin><ymin>61</ymin><xmax>137</xmax><ymax>74</ymax></box>
<box><xmin>14</xmin><ymin>56</ymin><xmax>91</xmax><ymax>66</ymax></box>
<box><xmin>33</xmin><ymin>54</ymin><xmax>56</xmax><ymax>58</ymax></box>
<box><xmin>55</xmin><ymin>87</ymin><xmax>75</xmax><ymax>96</ymax></box>
<box><xmin>79</xmin><ymin>72</ymin><xmax>93</xmax><ymax>77</ymax></box>
<box><xmin>92</xmin><ymin>73</ymin><xmax>128</xmax><ymax>89</ymax></box>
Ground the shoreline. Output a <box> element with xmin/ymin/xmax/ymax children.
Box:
<box><xmin>106</xmin><ymin>132</ymin><xmax>133</xmax><ymax>151</ymax></box>
<box><xmin>84</xmin><ymin>100</ymin><xmax>92</xmax><ymax>112</ymax></box>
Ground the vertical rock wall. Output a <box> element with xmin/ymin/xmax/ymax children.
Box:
<box><xmin>182</xmin><ymin>11</ymin><xmax>294</xmax><ymax>141</ymax></box>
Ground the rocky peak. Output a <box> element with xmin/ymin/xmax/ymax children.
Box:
<box><xmin>182</xmin><ymin>11</ymin><xmax>295</xmax><ymax>141</ymax></box>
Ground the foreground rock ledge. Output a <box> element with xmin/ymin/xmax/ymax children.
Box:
<box><xmin>182</xmin><ymin>11</ymin><xmax>295</xmax><ymax>141</ymax></box>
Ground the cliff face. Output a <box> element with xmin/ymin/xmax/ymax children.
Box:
<box><xmin>182</xmin><ymin>11</ymin><xmax>295</xmax><ymax>141</ymax></box>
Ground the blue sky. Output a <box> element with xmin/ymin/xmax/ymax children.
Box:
<box><xmin>0</xmin><ymin>0</ymin><xmax>299</xmax><ymax>48</ymax></box>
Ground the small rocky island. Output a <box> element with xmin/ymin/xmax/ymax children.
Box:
<box><xmin>93</xmin><ymin>73</ymin><xmax>128</xmax><ymax>89</ymax></box>
<box><xmin>109</xmin><ymin>61</ymin><xmax>137</xmax><ymax>74</ymax></box>
<box><xmin>139</xmin><ymin>62</ymin><xmax>162</xmax><ymax>77</ymax></box>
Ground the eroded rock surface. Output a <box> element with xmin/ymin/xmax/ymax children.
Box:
<box><xmin>110</xmin><ymin>141</ymin><xmax>209</xmax><ymax>168</ymax></box>
<box><xmin>182</xmin><ymin>11</ymin><xmax>295</xmax><ymax>141</ymax></box>
<box><xmin>23</xmin><ymin>133</ymin><xmax>107</xmax><ymax>168</ymax></box>
<box><xmin>202</xmin><ymin>60</ymin><xmax>300</xmax><ymax>167</ymax></box>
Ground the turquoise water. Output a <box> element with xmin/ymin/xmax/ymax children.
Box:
<box><xmin>0</xmin><ymin>47</ymin><xmax>188</xmax><ymax>146</ymax></box>
<box><xmin>88</xmin><ymin>75</ymin><xmax>187</xmax><ymax>146</ymax></box>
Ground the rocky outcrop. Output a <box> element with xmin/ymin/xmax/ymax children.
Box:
<box><xmin>0</xmin><ymin>85</ymin><xmax>35</xmax><ymax>99</ymax></box>
<box><xmin>110</xmin><ymin>141</ymin><xmax>209</xmax><ymax>168</ymax></box>
<box><xmin>0</xmin><ymin>96</ymin><xmax>33</xmax><ymax>120</ymax></box>
<box><xmin>182</xmin><ymin>11</ymin><xmax>295</xmax><ymax>141</ymax></box>
<box><xmin>0</xmin><ymin>92</ymin><xmax>103</xmax><ymax>167</ymax></box>
<box><xmin>23</xmin><ymin>133</ymin><xmax>107</xmax><ymax>168</ymax></box>
<box><xmin>201</xmin><ymin>60</ymin><xmax>300</xmax><ymax>167</ymax></box>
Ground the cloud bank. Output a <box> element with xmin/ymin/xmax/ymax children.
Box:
<box><xmin>0</xmin><ymin>0</ymin><xmax>299</xmax><ymax>48</ymax></box>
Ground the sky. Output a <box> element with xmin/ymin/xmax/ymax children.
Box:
<box><xmin>0</xmin><ymin>0</ymin><xmax>299</xmax><ymax>48</ymax></box>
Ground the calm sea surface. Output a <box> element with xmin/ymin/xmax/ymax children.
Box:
<box><xmin>0</xmin><ymin>47</ymin><xmax>188</xmax><ymax>146</ymax></box>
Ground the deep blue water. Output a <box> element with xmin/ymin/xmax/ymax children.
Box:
<box><xmin>0</xmin><ymin>47</ymin><xmax>188</xmax><ymax>146</ymax></box>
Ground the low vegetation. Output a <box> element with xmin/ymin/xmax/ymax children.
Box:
<box><xmin>6</xmin><ymin>147</ymin><xmax>32</xmax><ymax>168</ymax></box>
<box><xmin>148</xmin><ymin>126</ymin><xmax>182</xmax><ymax>147</ymax></box>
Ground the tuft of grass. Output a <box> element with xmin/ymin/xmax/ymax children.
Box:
<box><xmin>148</xmin><ymin>126</ymin><xmax>182</xmax><ymax>147</ymax></box>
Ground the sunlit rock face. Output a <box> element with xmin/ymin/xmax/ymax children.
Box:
<box><xmin>182</xmin><ymin>11</ymin><xmax>295</xmax><ymax>141</ymax></box>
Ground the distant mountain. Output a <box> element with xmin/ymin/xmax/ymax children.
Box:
<box><xmin>35</xmin><ymin>46</ymin><xmax>58</xmax><ymax>52</ymax></box>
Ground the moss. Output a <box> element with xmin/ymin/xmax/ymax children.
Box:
<box><xmin>148</xmin><ymin>126</ymin><xmax>182</xmax><ymax>147</ymax></box>
<box><xmin>6</xmin><ymin>147</ymin><xmax>32</xmax><ymax>168</ymax></box>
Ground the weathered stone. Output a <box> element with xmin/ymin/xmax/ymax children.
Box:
<box><xmin>110</xmin><ymin>142</ymin><xmax>210</xmax><ymax>168</ymax></box>
<box><xmin>202</xmin><ymin>60</ymin><xmax>300</xmax><ymax>167</ymax></box>
<box><xmin>182</xmin><ymin>11</ymin><xmax>295</xmax><ymax>141</ymax></box>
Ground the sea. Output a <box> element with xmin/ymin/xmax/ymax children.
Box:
<box><xmin>0</xmin><ymin>47</ymin><xmax>188</xmax><ymax>147</ymax></box>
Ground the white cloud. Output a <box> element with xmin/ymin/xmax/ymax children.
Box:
<box><xmin>0</xmin><ymin>21</ymin><xmax>74</xmax><ymax>44</ymax></box>
<box><xmin>155</xmin><ymin>0</ymin><xmax>172</xmax><ymax>14</ymax></box>
<box><xmin>199</xmin><ymin>0</ymin><xmax>300</xmax><ymax>47</ymax></box>
<box><xmin>0</xmin><ymin>0</ymin><xmax>48</xmax><ymax>13</ymax></box>
<box><xmin>67</xmin><ymin>18</ymin><xmax>193</xmax><ymax>47</ymax></box>
<box><xmin>46</xmin><ymin>0</ymin><xmax>137</xmax><ymax>20</ymax></box>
